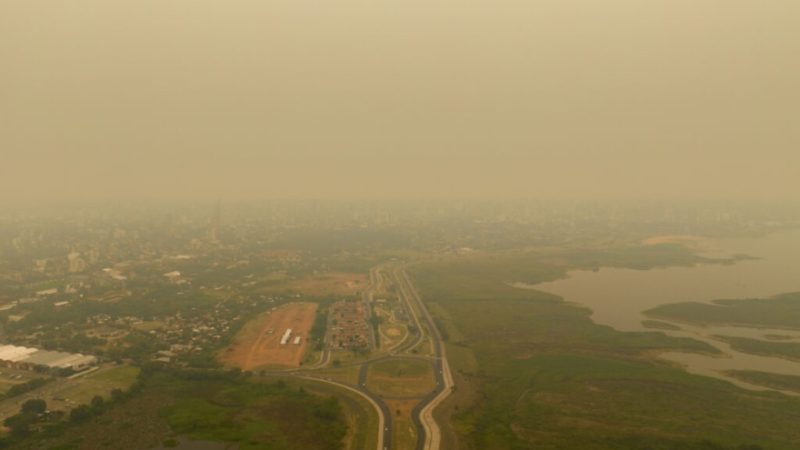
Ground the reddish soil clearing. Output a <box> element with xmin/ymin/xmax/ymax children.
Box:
<box><xmin>220</xmin><ymin>302</ymin><xmax>317</xmax><ymax>370</ymax></box>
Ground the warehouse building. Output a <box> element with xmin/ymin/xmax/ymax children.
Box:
<box><xmin>0</xmin><ymin>345</ymin><xmax>97</xmax><ymax>372</ymax></box>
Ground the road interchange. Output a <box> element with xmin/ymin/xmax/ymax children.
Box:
<box><xmin>276</xmin><ymin>264</ymin><xmax>453</xmax><ymax>450</ymax></box>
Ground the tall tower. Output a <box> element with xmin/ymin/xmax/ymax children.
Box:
<box><xmin>209</xmin><ymin>200</ymin><xmax>221</xmax><ymax>243</ymax></box>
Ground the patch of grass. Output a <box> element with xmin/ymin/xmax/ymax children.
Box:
<box><xmin>371</xmin><ymin>358</ymin><xmax>431</xmax><ymax>378</ymax></box>
<box><xmin>367</xmin><ymin>359</ymin><xmax>436</xmax><ymax>398</ymax></box>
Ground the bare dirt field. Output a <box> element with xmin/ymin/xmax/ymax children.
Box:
<box><xmin>220</xmin><ymin>302</ymin><xmax>318</xmax><ymax>370</ymax></box>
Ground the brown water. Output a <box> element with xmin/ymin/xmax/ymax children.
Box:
<box><xmin>521</xmin><ymin>229</ymin><xmax>800</xmax><ymax>394</ymax></box>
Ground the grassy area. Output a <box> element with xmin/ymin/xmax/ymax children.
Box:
<box><xmin>379</xmin><ymin>323</ymin><xmax>408</xmax><ymax>348</ymax></box>
<box><xmin>724</xmin><ymin>370</ymin><xmax>800</xmax><ymax>394</ymax></box>
<box><xmin>0</xmin><ymin>381</ymin><xmax>14</xmax><ymax>395</ymax></box>
<box><xmin>645</xmin><ymin>292</ymin><xmax>800</xmax><ymax>329</ymax></box>
<box><xmin>164</xmin><ymin>381</ymin><xmax>344</xmax><ymax>449</ymax></box>
<box><xmin>386</xmin><ymin>399</ymin><xmax>419</xmax><ymax>450</ymax></box>
<box><xmin>371</xmin><ymin>358</ymin><xmax>431</xmax><ymax>378</ymax></box>
<box><xmin>714</xmin><ymin>335</ymin><xmax>800</xmax><ymax>361</ymax></box>
<box><xmin>427</xmin><ymin>302</ymin><xmax>467</xmax><ymax>343</ymax></box>
<box><xmin>16</xmin><ymin>369</ymin><xmax>350</xmax><ymax>450</ymax></box>
<box><xmin>367</xmin><ymin>358</ymin><xmax>436</xmax><ymax>398</ymax></box>
<box><xmin>410</xmin><ymin>256</ymin><xmax>800</xmax><ymax>450</ymax></box>
<box><xmin>52</xmin><ymin>365</ymin><xmax>141</xmax><ymax>409</ymax></box>
<box><xmin>314</xmin><ymin>365</ymin><xmax>362</xmax><ymax>386</ymax></box>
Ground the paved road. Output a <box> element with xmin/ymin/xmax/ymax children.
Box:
<box><xmin>298</xmin><ymin>374</ymin><xmax>391</xmax><ymax>450</ymax></box>
<box><xmin>278</xmin><ymin>263</ymin><xmax>451</xmax><ymax>450</ymax></box>
<box><xmin>357</xmin><ymin>363</ymin><xmax>393</xmax><ymax>450</ymax></box>
<box><xmin>394</xmin><ymin>267</ymin><xmax>454</xmax><ymax>450</ymax></box>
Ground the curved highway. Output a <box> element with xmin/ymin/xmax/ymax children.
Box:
<box><xmin>393</xmin><ymin>266</ymin><xmax>454</xmax><ymax>450</ymax></box>
<box><xmin>283</xmin><ymin>264</ymin><xmax>452</xmax><ymax>450</ymax></box>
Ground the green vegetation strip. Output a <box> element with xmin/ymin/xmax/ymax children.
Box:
<box><xmin>645</xmin><ymin>292</ymin><xmax>800</xmax><ymax>329</ymax></box>
<box><xmin>724</xmin><ymin>370</ymin><xmax>800</xmax><ymax>394</ymax></box>
<box><xmin>714</xmin><ymin>335</ymin><xmax>800</xmax><ymax>361</ymax></box>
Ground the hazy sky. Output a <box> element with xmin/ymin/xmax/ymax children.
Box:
<box><xmin>2</xmin><ymin>1</ymin><xmax>798</xmax><ymax>203</ymax></box>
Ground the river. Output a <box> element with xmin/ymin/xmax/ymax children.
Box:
<box><xmin>521</xmin><ymin>229</ymin><xmax>800</xmax><ymax>394</ymax></box>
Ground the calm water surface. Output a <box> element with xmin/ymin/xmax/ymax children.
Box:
<box><xmin>524</xmin><ymin>229</ymin><xmax>800</xmax><ymax>394</ymax></box>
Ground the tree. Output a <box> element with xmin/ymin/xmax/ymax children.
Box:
<box><xmin>4</xmin><ymin>414</ymin><xmax>33</xmax><ymax>438</ymax></box>
<box><xmin>90</xmin><ymin>395</ymin><xmax>105</xmax><ymax>410</ymax></box>
<box><xmin>21</xmin><ymin>399</ymin><xmax>46</xmax><ymax>415</ymax></box>
<box><xmin>110</xmin><ymin>388</ymin><xmax>124</xmax><ymax>402</ymax></box>
<box><xmin>69</xmin><ymin>405</ymin><xmax>92</xmax><ymax>423</ymax></box>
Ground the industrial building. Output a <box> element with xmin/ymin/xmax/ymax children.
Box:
<box><xmin>0</xmin><ymin>345</ymin><xmax>97</xmax><ymax>372</ymax></box>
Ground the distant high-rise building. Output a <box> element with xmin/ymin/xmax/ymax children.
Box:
<box><xmin>209</xmin><ymin>200</ymin><xmax>221</xmax><ymax>242</ymax></box>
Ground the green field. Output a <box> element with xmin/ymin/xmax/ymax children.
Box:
<box><xmin>645</xmin><ymin>292</ymin><xmax>800</xmax><ymax>329</ymax></box>
<box><xmin>367</xmin><ymin>358</ymin><xmax>436</xmax><ymax>398</ymax></box>
<box><xmin>371</xmin><ymin>358</ymin><xmax>431</xmax><ymax>378</ymax></box>
<box><xmin>49</xmin><ymin>365</ymin><xmax>141</xmax><ymax>410</ymax></box>
<box><xmin>410</xmin><ymin>255</ymin><xmax>800</xmax><ymax>450</ymax></box>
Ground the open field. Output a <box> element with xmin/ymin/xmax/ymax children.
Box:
<box><xmin>410</xmin><ymin>257</ymin><xmax>800</xmax><ymax>450</ymax></box>
<box><xmin>219</xmin><ymin>302</ymin><xmax>317</xmax><ymax>370</ymax></box>
<box><xmin>0</xmin><ymin>367</ymin><xmax>46</xmax><ymax>395</ymax></box>
<box><xmin>385</xmin><ymin>398</ymin><xmax>419</xmax><ymax>450</ymax></box>
<box><xmin>266</xmin><ymin>272</ymin><xmax>368</xmax><ymax>297</ymax></box>
<box><xmin>367</xmin><ymin>358</ymin><xmax>436</xmax><ymax>398</ymax></box>
<box><xmin>313</xmin><ymin>365</ymin><xmax>363</xmax><ymax>386</ymax></box>
<box><xmin>0</xmin><ymin>364</ymin><xmax>139</xmax><ymax>422</ymax></box>
<box><xmin>45</xmin><ymin>365</ymin><xmax>140</xmax><ymax>412</ymax></box>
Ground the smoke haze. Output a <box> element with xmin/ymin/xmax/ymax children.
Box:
<box><xmin>2</xmin><ymin>1</ymin><xmax>799</xmax><ymax>202</ymax></box>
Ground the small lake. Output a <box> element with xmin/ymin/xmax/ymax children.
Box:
<box><xmin>523</xmin><ymin>228</ymin><xmax>800</xmax><ymax>394</ymax></box>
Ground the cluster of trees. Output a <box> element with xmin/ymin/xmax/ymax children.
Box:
<box><xmin>2</xmin><ymin>399</ymin><xmax>54</xmax><ymax>439</ymax></box>
<box><xmin>2</xmin><ymin>378</ymin><xmax>51</xmax><ymax>400</ymax></box>
<box><xmin>0</xmin><ymin>382</ymin><xmax>139</xmax><ymax>447</ymax></box>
